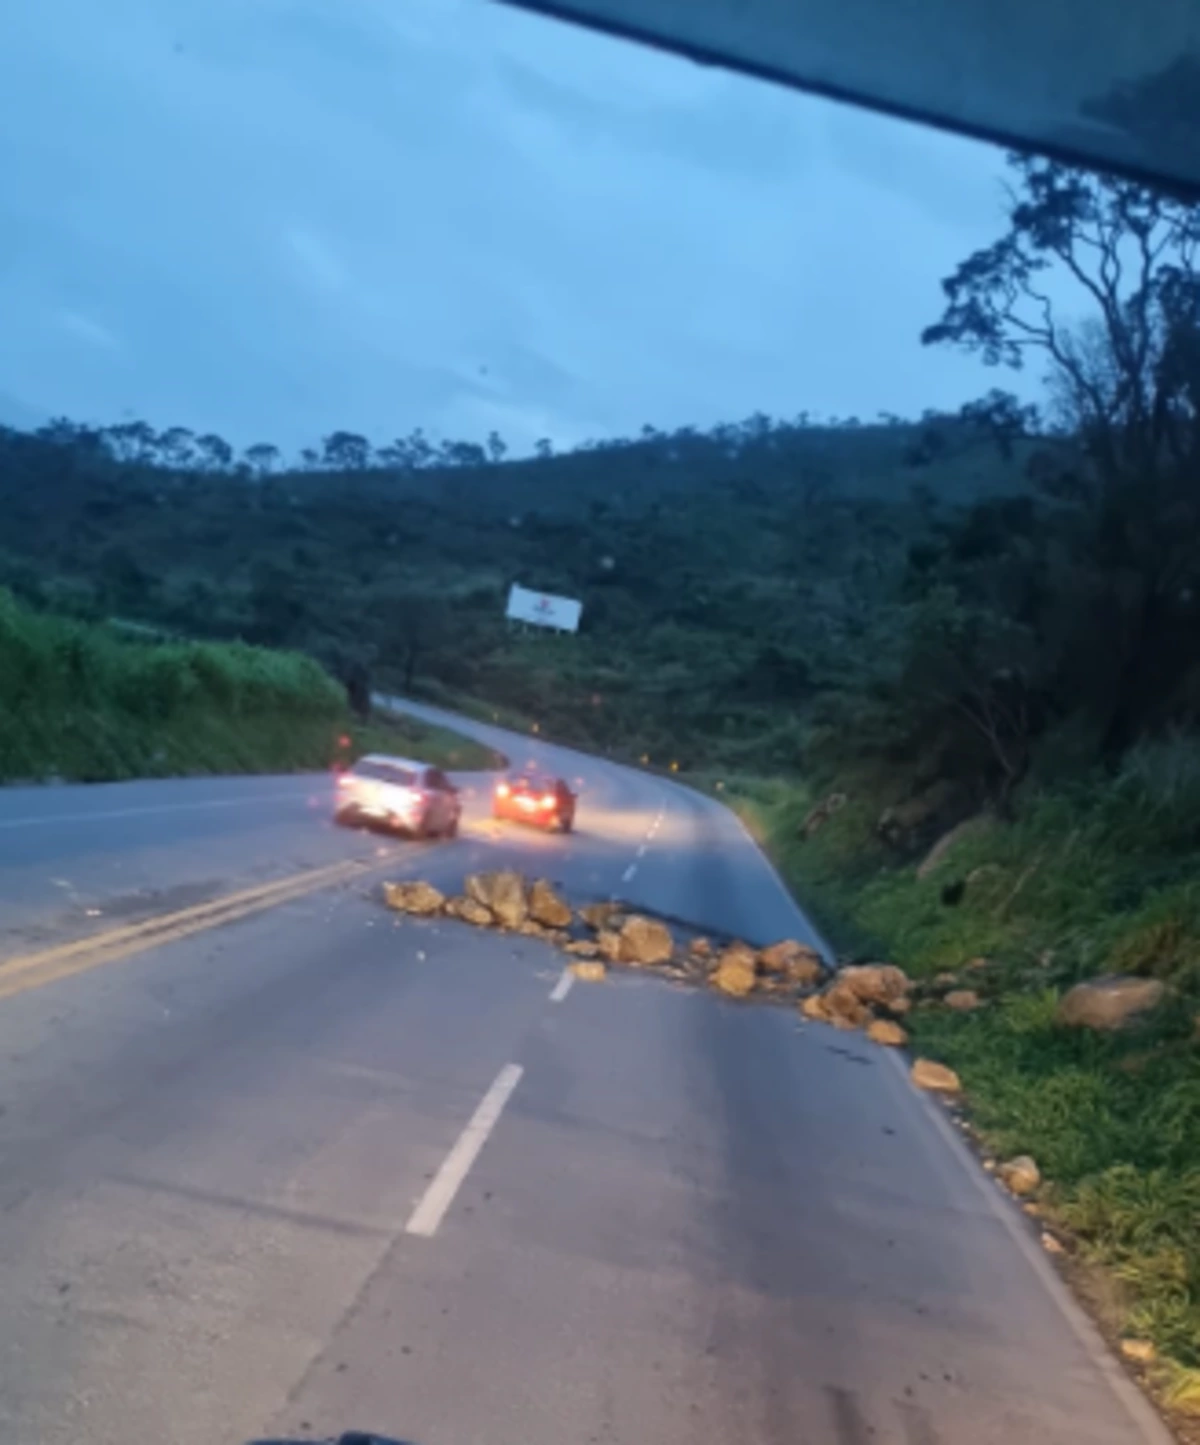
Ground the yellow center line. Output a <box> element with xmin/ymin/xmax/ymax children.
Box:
<box><xmin>0</xmin><ymin>855</ymin><xmax>399</xmax><ymax>1003</ymax></box>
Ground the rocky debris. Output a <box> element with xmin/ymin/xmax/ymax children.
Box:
<box><xmin>911</xmin><ymin>1058</ymin><xmax>962</xmax><ymax>1093</ymax></box>
<box><xmin>998</xmin><ymin>1155</ymin><xmax>1040</xmax><ymax>1195</ymax></box>
<box><xmin>528</xmin><ymin>878</ymin><xmax>572</xmax><ymax>929</ymax></box>
<box><xmin>689</xmin><ymin>936</ymin><xmax>713</xmax><ymax>959</ymax></box>
<box><xmin>865</xmin><ymin>1018</ymin><xmax>908</xmax><ymax>1047</ymax></box>
<box><xmin>885</xmin><ymin>996</ymin><xmax>912</xmax><ymax>1016</ymax></box>
<box><xmin>965</xmin><ymin>956</ymin><xmax>991</xmax><ymax>972</ymax></box>
<box><xmin>597</xmin><ymin>929</ymin><xmax>624</xmax><ymax>963</ymax></box>
<box><xmin>565</xmin><ymin>939</ymin><xmax>601</xmax><ymax>958</ymax></box>
<box><xmin>1041</xmin><ymin>1231</ymin><xmax>1065</xmax><ymax>1255</ymax></box>
<box><xmin>570</xmin><ymin>960</ymin><xmax>607</xmax><ymax>983</ymax></box>
<box><xmin>711</xmin><ymin>943</ymin><xmax>758</xmax><ymax>998</ymax></box>
<box><xmin>943</xmin><ymin>989</ymin><xmax>983</xmax><ymax>1011</ymax></box>
<box><xmin>382</xmin><ymin>880</ymin><xmax>446</xmax><ymax>915</ymax></box>
<box><xmin>933</xmin><ymin>971</ymin><xmax>959</xmax><ymax>987</ymax></box>
<box><xmin>445</xmin><ymin>895</ymin><xmax>494</xmax><ymax>927</ymax></box>
<box><xmin>487</xmin><ymin>870</ymin><xmax>530</xmax><ymax>930</ymax></box>
<box><xmin>800</xmin><ymin>993</ymin><xmax>829</xmax><ymax>1022</ymax></box>
<box><xmin>759</xmin><ymin>938</ymin><xmax>825</xmax><ymax>985</ymax></box>
<box><xmin>817</xmin><ymin>981</ymin><xmax>872</xmax><ymax>1029</ymax></box>
<box><xmin>1056</xmin><ymin>974</ymin><xmax>1165</xmax><ymax>1030</ymax></box>
<box><xmin>580</xmin><ymin>901</ymin><xmax>621</xmax><ymax>933</ymax></box>
<box><xmin>836</xmin><ymin>963</ymin><xmax>911</xmax><ymax>1008</ymax></box>
<box><xmin>518</xmin><ymin>919</ymin><xmax>553</xmax><ymax>939</ymax></box>
<box><xmin>617</xmin><ymin>915</ymin><xmax>674</xmax><ymax>966</ymax></box>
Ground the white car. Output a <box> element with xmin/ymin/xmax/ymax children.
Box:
<box><xmin>334</xmin><ymin>754</ymin><xmax>461</xmax><ymax>838</ymax></box>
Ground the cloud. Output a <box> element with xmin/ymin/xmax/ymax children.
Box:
<box><xmin>0</xmin><ymin>0</ymin><xmax>1019</xmax><ymax>454</ymax></box>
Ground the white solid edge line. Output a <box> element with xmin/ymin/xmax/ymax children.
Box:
<box><xmin>881</xmin><ymin>1050</ymin><xmax>1174</xmax><ymax>1445</ymax></box>
<box><xmin>406</xmin><ymin>1063</ymin><xmax>525</xmax><ymax>1239</ymax></box>
<box><xmin>549</xmin><ymin>968</ymin><xmax>574</xmax><ymax>1003</ymax></box>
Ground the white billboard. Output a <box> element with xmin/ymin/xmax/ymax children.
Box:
<box><xmin>506</xmin><ymin>583</ymin><xmax>582</xmax><ymax>633</ymax></box>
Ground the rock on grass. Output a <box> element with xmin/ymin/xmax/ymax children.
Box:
<box><xmin>1055</xmin><ymin>974</ymin><xmax>1165</xmax><ymax>1030</ymax></box>
<box><xmin>866</xmin><ymin>1018</ymin><xmax>908</xmax><ymax>1046</ymax></box>
<box><xmin>911</xmin><ymin>1057</ymin><xmax>962</xmax><ymax>1092</ymax></box>
<box><xmin>998</xmin><ymin>1155</ymin><xmax>1040</xmax><ymax>1195</ymax></box>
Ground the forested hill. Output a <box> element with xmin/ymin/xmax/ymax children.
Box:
<box><xmin>0</xmin><ymin>399</ymin><xmax>1029</xmax><ymax>771</ymax></box>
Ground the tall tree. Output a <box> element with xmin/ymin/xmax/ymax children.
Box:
<box><xmin>321</xmin><ymin>431</ymin><xmax>370</xmax><ymax>470</ymax></box>
<box><xmin>923</xmin><ymin>154</ymin><xmax>1200</xmax><ymax>754</ymax></box>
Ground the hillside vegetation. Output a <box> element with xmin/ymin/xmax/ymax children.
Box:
<box><xmin>2</xmin><ymin>152</ymin><xmax>1199</xmax><ymax>1414</ymax></box>
<box><xmin>0</xmin><ymin>589</ymin><xmax>497</xmax><ymax>783</ymax></box>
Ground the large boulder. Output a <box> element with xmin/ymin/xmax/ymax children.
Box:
<box><xmin>759</xmin><ymin>939</ymin><xmax>825</xmax><ymax>986</ymax></box>
<box><xmin>711</xmin><ymin>943</ymin><xmax>757</xmax><ymax>998</ymax></box>
<box><xmin>528</xmin><ymin>878</ymin><xmax>572</xmax><ymax>929</ymax></box>
<box><xmin>618</xmin><ymin>915</ymin><xmax>674</xmax><ymax>966</ymax></box>
<box><xmin>1056</xmin><ymin>975</ymin><xmax>1165</xmax><ymax>1031</ymax></box>
<box><xmin>464</xmin><ymin>870</ymin><xmax>528</xmax><ymax>929</ymax></box>
<box><xmin>382</xmin><ymin>880</ymin><xmax>445</xmax><ymax>915</ymax></box>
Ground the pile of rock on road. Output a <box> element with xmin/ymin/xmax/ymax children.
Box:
<box><xmin>381</xmin><ymin>870</ymin><xmax>958</xmax><ymax>1080</ymax></box>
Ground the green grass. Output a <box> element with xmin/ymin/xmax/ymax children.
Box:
<box><xmin>721</xmin><ymin>766</ymin><xmax>1200</xmax><ymax>1404</ymax></box>
<box><xmin>0</xmin><ymin>588</ymin><xmax>497</xmax><ymax>782</ymax></box>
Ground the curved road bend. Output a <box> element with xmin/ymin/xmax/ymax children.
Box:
<box><xmin>0</xmin><ymin>704</ymin><xmax>1170</xmax><ymax>1445</ymax></box>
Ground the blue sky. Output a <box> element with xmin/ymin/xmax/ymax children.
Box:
<box><xmin>0</xmin><ymin>0</ymin><xmax>1022</xmax><ymax>455</ymax></box>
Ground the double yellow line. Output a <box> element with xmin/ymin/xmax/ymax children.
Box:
<box><xmin>0</xmin><ymin>857</ymin><xmax>387</xmax><ymax>1003</ymax></box>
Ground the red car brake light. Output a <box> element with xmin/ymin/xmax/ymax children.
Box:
<box><xmin>496</xmin><ymin>782</ymin><xmax>510</xmax><ymax>797</ymax></box>
<box><xmin>540</xmin><ymin>793</ymin><xmax>556</xmax><ymax>808</ymax></box>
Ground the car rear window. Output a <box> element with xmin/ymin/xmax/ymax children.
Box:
<box><xmin>352</xmin><ymin>761</ymin><xmax>417</xmax><ymax>786</ymax></box>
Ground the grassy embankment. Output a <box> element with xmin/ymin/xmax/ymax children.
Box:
<box><xmin>0</xmin><ymin>589</ymin><xmax>500</xmax><ymax>783</ymax></box>
<box><xmin>717</xmin><ymin>756</ymin><xmax>1200</xmax><ymax>1416</ymax></box>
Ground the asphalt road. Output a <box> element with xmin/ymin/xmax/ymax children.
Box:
<box><xmin>0</xmin><ymin>708</ymin><xmax>1171</xmax><ymax>1445</ymax></box>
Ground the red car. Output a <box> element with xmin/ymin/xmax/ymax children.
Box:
<box><xmin>492</xmin><ymin>774</ymin><xmax>576</xmax><ymax>832</ymax></box>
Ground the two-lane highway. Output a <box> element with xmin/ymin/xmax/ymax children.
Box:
<box><xmin>0</xmin><ymin>711</ymin><xmax>1172</xmax><ymax>1445</ymax></box>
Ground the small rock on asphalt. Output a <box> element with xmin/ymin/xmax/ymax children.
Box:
<box><xmin>569</xmin><ymin>960</ymin><xmax>607</xmax><ymax>983</ymax></box>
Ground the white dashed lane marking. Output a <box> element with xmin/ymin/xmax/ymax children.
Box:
<box><xmin>549</xmin><ymin>969</ymin><xmax>574</xmax><ymax>1003</ymax></box>
<box><xmin>406</xmin><ymin>1064</ymin><xmax>524</xmax><ymax>1238</ymax></box>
